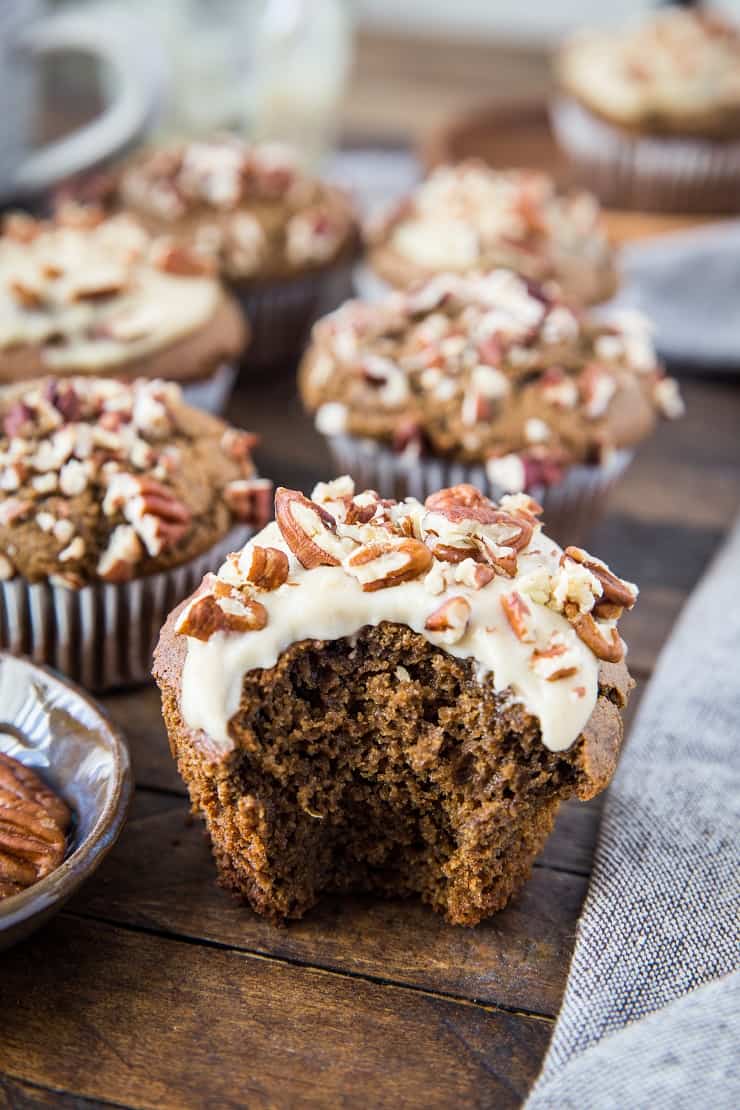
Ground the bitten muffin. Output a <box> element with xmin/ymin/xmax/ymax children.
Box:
<box><xmin>155</xmin><ymin>478</ymin><xmax>635</xmax><ymax>926</ymax></box>
<box><xmin>0</xmin><ymin>206</ymin><xmax>247</xmax><ymax>413</ymax></box>
<box><xmin>553</xmin><ymin>8</ymin><xmax>740</xmax><ymax>212</ymax></box>
<box><xmin>366</xmin><ymin>162</ymin><xmax>617</xmax><ymax>306</ymax></box>
<box><xmin>299</xmin><ymin>270</ymin><xmax>683</xmax><ymax>537</ymax></box>
<box><xmin>0</xmin><ymin>376</ymin><xmax>271</xmax><ymax>688</ymax></box>
<box><xmin>115</xmin><ymin>137</ymin><xmax>359</xmax><ymax>366</ymax></box>
<box><xmin>0</xmin><ymin>752</ymin><xmax>72</xmax><ymax>900</ymax></box>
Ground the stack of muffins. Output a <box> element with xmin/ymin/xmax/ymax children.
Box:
<box><xmin>0</xmin><ymin>11</ymin><xmax>700</xmax><ymax>923</ymax></box>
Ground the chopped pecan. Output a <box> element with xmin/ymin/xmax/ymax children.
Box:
<box><xmin>224</xmin><ymin>478</ymin><xmax>273</xmax><ymax>527</ymax></box>
<box><xmin>97</xmin><ymin>525</ymin><xmax>143</xmax><ymax>583</ymax></box>
<box><xmin>4</xmin><ymin>212</ymin><xmax>42</xmax><ymax>243</ymax></box>
<box><xmin>424</xmin><ymin>596</ymin><xmax>471</xmax><ymax>644</ymax></box>
<box><xmin>151</xmin><ymin>241</ymin><xmax>216</xmax><ymax>276</ymax></box>
<box><xmin>570</xmin><ymin>611</ymin><xmax>624</xmax><ymax>664</ymax></box>
<box><xmin>176</xmin><ymin>591</ymin><xmax>267</xmax><ymax>641</ymax></box>
<box><xmin>3</xmin><ymin>401</ymin><xmax>35</xmax><ymax>439</ymax></box>
<box><xmin>346</xmin><ymin>538</ymin><xmax>432</xmax><ymax>592</ymax></box>
<box><xmin>55</xmin><ymin>202</ymin><xmax>105</xmax><ymax>230</ymax></box>
<box><xmin>275</xmin><ymin>487</ymin><xmax>344</xmax><ymax>569</ymax></box>
<box><xmin>500</xmin><ymin>591</ymin><xmax>535</xmax><ymax>643</ymax></box>
<box><xmin>221</xmin><ymin>428</ymin><xmax>259</xmax><ymax>464</ymax></box>
<box><xmin>243</xmin><ymin>545</ymin><xmax>289</xmax><ymax>590</ymax></box>
<box><xmin>0</xmin><ymin>498</ymin><xmax>33</xmax><ymax>526</ymax></box>
<box><xmin>9</xmin><ymin>274</ymin><xmax>45</xmax><ymax>309</ymax></box>
<box><xmin>563</xmin><ymin>546</ymin><xmax>638</xmax><ymax>609</ymax></box>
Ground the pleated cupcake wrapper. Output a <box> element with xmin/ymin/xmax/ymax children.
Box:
<box><xmin>325</xmin><ymin>434</ymin><xmax>634</xmax><ymax>545</ymax></box>
<box><xmin>551</xmin><ymin>97</ymin><xmax>740</xmax><ymax>214</ymax></box>
<box><xmin>232</xmin><ymin>261</ymin><xmax>355</xmax><ymax>369</ymax></box>
<box><xmin>180</xmin><ymin>363</ymin><xmax>237</xmax><ymax>415</ymax></box>
<box><xmin>0</xmin><ymin>524</ymin><xmax>252</xmax><ymax>692</ymax></box>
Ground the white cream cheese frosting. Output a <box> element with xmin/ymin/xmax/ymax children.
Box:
<box><xmin>175</xmin><ymin>478</ymin><xmax>637</xmax><ymax>756</ymax></box>
<box><xmin>0</xmin><ymin>211</ymin><xmax>220</xmax><ymax>370</ymax></box>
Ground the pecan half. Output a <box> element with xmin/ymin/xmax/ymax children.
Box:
<box><xmin>0</xmin><ymin>752</ymin><xmax>71</xmax><ymax>899</ymax></box>
<box><xmin>563</xmin><ymin>546</ymin><xmax>638</xmax><ymax>609</ymax></box>
<box><xmin>275</xmin><ymin>487</ymin><xmax>344</xmax><ymax>569</ymax></box>
<box><xmin>346</xmin><ymin>538</ymin><xmax>432</xmax><ymax>592</ymax></box>
<box><xmin>243</xmin><ymin>545</ymin><xmax>289</xmax><ymax>590</ymax></box>
<box><xmin>151</xmin><ymin>241</ymin><xmax>216</xmax><ymax>276</ymax></box>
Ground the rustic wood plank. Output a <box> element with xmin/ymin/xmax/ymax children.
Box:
<box><xmin>0</xmin><ymin>917</ymin><xmax>552</xmax><ymax>1110</ymax></box>
<box><xmin>69</xmin><ymin>789</ymin><xmax>584</xmax><ymax>1017</ymax></box>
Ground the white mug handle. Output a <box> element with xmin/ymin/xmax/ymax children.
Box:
<box><xmin>12</xmin><ymin>10</ymin><xmax>166</xmax><ymax>196</ymax></box>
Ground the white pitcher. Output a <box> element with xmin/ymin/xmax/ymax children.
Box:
<box><xmin>0</xmin><ymin>0</ymin><xmax>164</xmax><ymax>201</ymax></box>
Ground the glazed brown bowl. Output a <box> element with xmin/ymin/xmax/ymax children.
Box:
<box><xmin>0</xmin><ymin>653</ymin><xmax>132</xmax><ymax>950</ymax></box>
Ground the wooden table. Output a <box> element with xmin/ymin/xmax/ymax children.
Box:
<box><xmin>1</xmin><ymin>363</ymin><xmax>739</xmax><ymax>1108</ymax></box>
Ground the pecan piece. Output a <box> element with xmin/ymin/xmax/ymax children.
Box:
<box><xmin>563</xmin><ymin>546</ymin><xmax>638</xmax><ymax>609</ymax></box>
<box><xmin>176</xmin><ymin>591</ymin><xmax>267</xmax><ymax>641</ymax></box>
<box><xmin>4</xmin><ymin>212</ymin><xmax>42</xmax><ymax>243</ymax></box>
<box><xmin>346</xmin><ymin>538</ymin><xmax>432</xmax><ymax>592</ymax></box>
<box><xmin>570</xmin><ymin>611</ymin><xmax>624</xmax><ymax>664</ymax></box>
<box><xmin>151</xmin><ymin>241</ymin><xmax>216</xmax><ymax>276</ymax></box>
<box><xmin>275</xmin><ymin>487</ymin><xmax>344</xmax><ymax>569</ymax></box>
<box><xmin>243</xmin><ymin>545</ymin><xmax>289</xmax><ymax>590</ymax></box>
<box><xmin>224</xmin><ymin>478</ymin><xmax>273</xmax><ymax>527</ymax></box>
<box><xmin>500</xmin><ymin>591</ymin><xmax>535</xmax><ymax>643</ymax></box>
<box><xmin>424</xmin><ymin>596</ymin><xmax>471</xmax><ymax>644</ymax></box>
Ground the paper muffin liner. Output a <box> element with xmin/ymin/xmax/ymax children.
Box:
<box><xmin>0</xmin><ymin>524</ymin><xmax>252</xmax><ymax>692</ymax></box>
<box><xmin>324</xmin><ymin>433</ymin><xmax>634</xmax><ymax>545</ymax></box>
<box><xmin>231</xmin><ymin>260</ymin><xmax>355</xmax><ymax>369</ymax></box>
<box><xmin>551</xmin><ymin>97</ymin><xmax>740</xmax><ymax>214</ymax></box>
<box><xmin>180</xmin><ymin>363</ymin><xmax>237</xmax><ymax>415</ymax></box>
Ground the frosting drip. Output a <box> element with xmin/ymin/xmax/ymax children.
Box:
<box><xmin>176</xmin><ymin>479</ymin><xmax>637</xmax><ymax>756</ymax></box>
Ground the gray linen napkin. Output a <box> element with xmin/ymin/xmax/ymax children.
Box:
<box><xmin>526</xmin><ymin>517</ymin><xmax>740</xmax><ymax>1110</ymax></box>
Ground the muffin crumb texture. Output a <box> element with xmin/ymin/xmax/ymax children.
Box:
<box><xmin>155</xmin><ymin>479</ymin><xmax>636</xmax><ymax>925</ymax></box>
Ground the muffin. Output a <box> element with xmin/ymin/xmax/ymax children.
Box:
<box><xmin>154</xmin><ymin>478</ymin><xmax>635</xmax><ymax>925</ymax></box>
<box><xmin>115</xmin><ymin>137</ymin><xmax>359</xmax><ymax>367</ymax></box>
<box><xmin>366</xmin><ymin>162</ymin><xmax>617</xmax><ymax>307</ymax></box>
<box><xmin>0</xmin><ymin>375</ymin><xmax>271</xmax><ymax>689</ymax></box>
<box><xmin>553</xmin><ymin>8</ymin><xmax>740</xmax><ymax>213</ymax></box>
<box><xmin>0</xmin><ymin>752</ymin><xmax>72</xmax><ymax>899</ymax></box>
<box><xmin>0</xmin><ymin>206</ymin><xmax>247</xmax><ymax>414</ymax></box>
<box><xmin>299</xmin><ymin>270</ymin><xmax>683</xmax><ymax>541</ymax></box>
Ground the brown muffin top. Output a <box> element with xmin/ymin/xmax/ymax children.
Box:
<box><xmin>117</xmin><ymin>137</ymin><xmax>359</xmax><ymax>282</ymax></box>
<box><xmin>557</xmin><ymin>8</ymin><xmax>740</xmax><ymax>139</ymax></box>
<box><xmin>168</xmin><ymin>478</ymin><xmax>637</xmax><ymax>757</ymax></box>
<box><xmin>0</xmin><ymin>376</ymin><xmax>272</xmax><ymax>587</ymax></box>
<box><xmin>300</xmin><ymin>270</ymin><xmax>683</xmax><ymax>489</ymax></box>
<box><xmin>0</xmin><ymin>207</ymin><xmax>246</xmax><ymax>385</ymax></box>
<box><xmin>367</xmin><ymin>163</ymin><xmax>617</xmax><ymax>306</ymax></box>
<box><xmin>0</xmin><ymin>752</ymin><xmax>72</xmax><ymax>900</ymax></box>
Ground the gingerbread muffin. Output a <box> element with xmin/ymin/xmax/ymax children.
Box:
<box><xmin>553</xmin><ymin>8</ymin><xmax>740</xmax><ymax>212</ymax></box>
<box><xmin>366</xmin><ymin>162</ymin><xmax>617</xmax><ymax>307</ymax></box>
<box><xmin>300</xmin><ymin>270</ymin><xmax>683</xmax><ymax>540</ymax></box>
<box><xmin>0</xmin><ymin>206</ymin><xmax>246</xmax><ymax>414</ymax></box>
<box><xmin>0</xmin><ymin>375</ymin><xmax>271</xmax><ymax>688</ymax></box>
<box><xmin>115</xmin><ymin>137</ymin><xmax>359</xmax><ymax>367</ymax></box>
<box><xmin>155</xmin><ymin>478</ymin><xmax>635</xmax><ymax>926</ymax></box>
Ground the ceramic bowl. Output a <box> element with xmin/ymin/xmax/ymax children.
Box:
<box><xmin>0</xmin><ymin>653</ymin><xmax>132</xmax><ymax>950</ymax></box>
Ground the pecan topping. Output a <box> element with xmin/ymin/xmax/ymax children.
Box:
<box><xmin>177</xmin><ymin>591</ymin><xmax>268</xmax><ymax>641</ymax></box>
<box><xmin>0</xmin><ymin>753</ymin><xmax>71</xmax><ymax>899</ymax></box>
<box><xmin>224</xmin><ymin>478</ymin><xmax>273</xmax><ymax>527</ymax></box>
<box><xmin>569</xmin><ymin>611</ymin><xmax>624</xmax><ymax>663</ymax></box>
<box><xmin>243</xmin><ymin>545</ymin><xmax>289</xmax><ymax>591</ymax></box>
<box><xmin>151</xmin><ymin>241</ymin><xmax>216</xmax><ymax>276</ymax></box>
<box><xmin>346</xmin><ymin>538</ymin><xmax>432</xmax><ymax>592</ymax></box>
<box><xmin>275</xmin><ymin>487</ymin><xmax>344</xmax><ymax>569</ymax></box>
<box><xmin>563</xmin><ymin>546</ymin><xmax>638</xmax><ymax>609</ymax></box>
<box><xmin>424</xmin><ymin>596</ymin><xmax>471</xmax><ymax>643</ymax></box>
<box><xmin>501</xmin><ymin>591</ymin><xmax>535</xmax><ymax>643</ymax></box>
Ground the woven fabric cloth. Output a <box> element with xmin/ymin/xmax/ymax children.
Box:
<box><xmin>526</xmin><ymin>518</ymin><xmax>740</xmax><ymax>1110</ymax></box>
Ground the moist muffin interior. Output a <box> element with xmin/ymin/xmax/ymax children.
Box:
<box><xmin>162</xmin><ymin>622</ymin><xmax>627</xmax><ymax>925</ymax></box>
